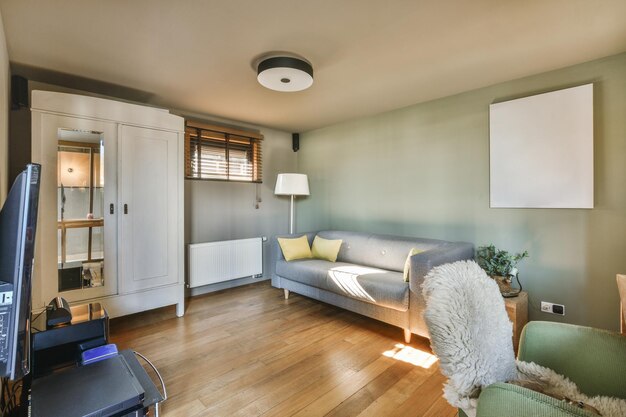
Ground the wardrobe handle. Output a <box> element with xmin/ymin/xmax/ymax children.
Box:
<box><xmin>109</xmin><ymin>203</ymin><xmax>114</xmax><ymax>214</ymax></box>
<box><xmin>124</xmin><ymin>204</ymin><xmax>128</xmax><ymax>214</ymax></box>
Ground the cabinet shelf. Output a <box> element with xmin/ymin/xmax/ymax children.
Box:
<box><xmin>57</xmin><ymin>219</ymin><xmax>104</xmax><ymax>229</ymax></box>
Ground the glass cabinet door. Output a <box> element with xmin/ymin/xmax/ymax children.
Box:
<box><xmin>57</xmin><ymin>131</ymin><xmax>105</xmax><ymax>292</ymax></box>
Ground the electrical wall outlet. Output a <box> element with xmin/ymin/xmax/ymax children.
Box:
<box><xmin>541</xmin><ymin>301</ymin><xmax>565</xmax><ymax>316</ymax></box>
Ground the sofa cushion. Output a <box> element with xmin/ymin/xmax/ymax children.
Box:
<box><xmin>276</xmin><ymin>259</ymin><xmax>345</xmax><ymax>289</ymax></box>
<box><xmin>277</xmin><ymin>235</ymin><xmax>313</xmax><ymax>261</ymax></box>
<box><xmin>403</xmin><ymin>248</ymin><xmax>424</xmax><ymax>282</ymax></box>
<box><xmin>311</xmin><ymin>235</ymin><xmax>343</xmax><ymax>262</ymax></box>
<box><xmin>326</xmin><ymin>265</ymin><xmax>409</xmax><ymax>311</ymax></box>
<box><xmin>317</xmin><ymin>230</ymin><xmax>445</xmax><ymax>272</ymax></box>
<box><xmin>276</xmin><ymin>259</ymin><xmax>409</xmax><ymax>311</ymax></box>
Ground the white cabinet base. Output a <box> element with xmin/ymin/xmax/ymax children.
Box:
<box><xmin>96</xmin><ymin>283</ymin><xmax>185</xmax><ymax>319</ymax></box>
<box><xmin>35</xmin><ymin>284</ymin><xmax>185</xmax><ymax>319</ymax></box>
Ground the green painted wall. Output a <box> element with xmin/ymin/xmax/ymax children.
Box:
<box><xmin>297</xmin><ymin>52</ymin><xmax>626</xmax><ymax>331</ymax></box>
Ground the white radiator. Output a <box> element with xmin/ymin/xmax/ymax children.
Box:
<box><xmin>188</xmin><ymin>238</ymin><xmax>263</xmax><ymax>288</ymax></box>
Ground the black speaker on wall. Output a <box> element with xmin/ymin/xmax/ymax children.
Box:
<box><xmin>11</xmin><ymin>75</ymin><xmax>28</xmax><ymax>110</ymax></box>
<box><xmin>292</xmin><ymin>133</ymin><xmax>300</xmax><ymax>152</ymax></box>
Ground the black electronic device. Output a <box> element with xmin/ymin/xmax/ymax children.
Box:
<box><xmin>46</xmin><ymin>296</ymin><xmax>72</xmax><ymax>327</ymax></box>
<box><xmin>11</xmin><ymin>75</ymin><xmax>28</xmax><ymax>109</ymax></box>
<box><xmin>0</xmin><ymin>163</ymin><xmax>41</xmax><ymax>380</ymax></box>
<box><xmin>31</xmin><ymin>355</ymin><xmax>145</xmax><ymax>417</ymax></box>
<box><xmin>292</xmin><ymin>133</ymin><xmax>300</xmax><ymax>152</ymax></box>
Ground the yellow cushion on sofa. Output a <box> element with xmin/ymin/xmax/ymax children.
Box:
<box><xmin>278</xmin><ymin>235</ymin><xmax>313</xmax><ymax>261</ymax></box>
<box><xmin>311</xmin><ymin>235</ymin><xmax>343</xmax><ymax>262</ymax></box>
<box><xmin>403</xmin><ymin>248</ymin><xmax>424</xmax><ymax>282</ymax></box>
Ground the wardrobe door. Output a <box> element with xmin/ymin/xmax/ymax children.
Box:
<box><xmin>119</xmin><ymin>125</ymin><xmax>179</xmax><ymax>293</ymax></box>
<box><xmin>32</xmin><ymin>113</ymin><xmax>119</xmax><ymax>308</ymax></box>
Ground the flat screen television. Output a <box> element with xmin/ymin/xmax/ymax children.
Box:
<box><xmin>0</xmin><ymin>164</ymin><xmax>41</xmax><ymax>380</ymax></box>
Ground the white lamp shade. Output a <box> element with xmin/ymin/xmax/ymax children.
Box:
<box><xmin>257</xmin><ymin>67</ymin><xmax>313</xmax><ymax>92</ymax></box>
<box><xmin>274</xmin><ymin>173</ymin><xmax>309</xmax><ymax>196</ymax></box>
<box><xmin>257</xmin><ymin>56</ymin><xmax>314</xmax><ymax>92</ymax></box>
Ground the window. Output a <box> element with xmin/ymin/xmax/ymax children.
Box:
<box><xmin>185</xmin><ymin>121</ymin><xmax>263</xmax><ymax>183</ymax></box>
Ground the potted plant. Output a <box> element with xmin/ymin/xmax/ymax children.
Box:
<box><xmin>476</xmin><ymin>244</ymin><xmax>529</xmax><ymax>296</ymax></box>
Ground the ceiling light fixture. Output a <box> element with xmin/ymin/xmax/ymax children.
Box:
<box><xmin>256</xmin><ymin>56</ymin><xmax>313</xmax><ymax>92</ymax></box>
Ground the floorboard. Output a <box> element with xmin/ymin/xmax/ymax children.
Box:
<box><xmin>110</xmin><ymin>281</ymin><xmax>457</xmax><ymax>417</ymax></box>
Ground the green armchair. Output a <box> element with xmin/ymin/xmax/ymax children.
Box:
<box><xmin>462</xmin><ymin>321</ymin><xmax>626</xmax><ymax>417</ymax></box>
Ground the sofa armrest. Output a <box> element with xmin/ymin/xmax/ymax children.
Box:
<box><xmin>272</xmin><ymin>232</ymin><xmax>317</xmax><ymax>263</ymax></box>
<box><xmin>406</xmin><ymin>242</ymin><xmax>473</xmax><ymax>337</ymax></box>
<box><xmin>476</xmin><ymin>383</ymin><xmax>595</xmax><ymax>417</ymax></box>
<box><xmin>408</xmin><ymin>241</ymin><xmax>474</xmax><ymax>293</ymax></box>
<box><xmin>518</xmin><ymin>321</ymin><xmax>626</xmax><ymax>399</ymax></box>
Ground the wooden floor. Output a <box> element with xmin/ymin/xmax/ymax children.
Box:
<box><xmin>110</xmin><ymin>281</ymin><xmax>457</xmax><ymax>417</ymax></box>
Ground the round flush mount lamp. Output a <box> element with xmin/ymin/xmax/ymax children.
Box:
<box><xmin>256</xmin><ymin>55</ymin><xmax>313</xmax><ymax>92</ymax></box>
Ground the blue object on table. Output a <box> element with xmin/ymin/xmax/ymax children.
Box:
<box><xmin>81</xmin><ymin>343</ymin><xmax>118</xmax><ymax>365</ymax></box>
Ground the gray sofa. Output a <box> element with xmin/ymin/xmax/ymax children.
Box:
<box><xmin>272</xmin><ymin>230</ymin><xmax>474</xmax><ymax>342</ymax></box>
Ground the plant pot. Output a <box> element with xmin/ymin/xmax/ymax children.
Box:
<box><xmin>492</xmin><ymin>275</ymin><xmax>512</xmax><ymax>294</ymax></box>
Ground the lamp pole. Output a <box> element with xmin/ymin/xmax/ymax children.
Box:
<box><xmin>289</xmin><ymin>195</ymin><xmax>295</xmax><ymax>234</ymax></box>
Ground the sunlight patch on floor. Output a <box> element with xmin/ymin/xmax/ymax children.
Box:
<box><xmin>382</xmin><ymin>343</ymin><xmax>438</xmax><ymax>368</ymax></box>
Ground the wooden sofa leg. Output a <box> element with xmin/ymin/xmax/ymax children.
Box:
<box><xmin>284</xmin><ymin>289</ymin><xmax>290</xmax><ymax>300</ymax></box>
<box><xmin>403</xmin><ymin>329</ymin><xmax>411</xmax><ymax>344</ymax></box>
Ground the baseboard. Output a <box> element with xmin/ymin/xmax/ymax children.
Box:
<box><xmin>188</xmin><ymin>275</ymin><xmax>269</xmax><ymax>297</ymax></box>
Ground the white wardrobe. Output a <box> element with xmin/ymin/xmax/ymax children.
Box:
<box><xmin>31</xmin><ymin>91</ymin><xmax>185</xmax><ymax>318</ymax></box>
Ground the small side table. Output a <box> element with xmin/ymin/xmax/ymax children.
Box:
<box><xmin>504</xmin><ymin>291</ymin><xmax>528</xmax><ymax>353</ymax></box>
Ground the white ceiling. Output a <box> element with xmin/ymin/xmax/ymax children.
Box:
<box><xmin>1</xmin><ymin>0</ymin><xmax>625</xmax><ymax>132</ymax></box>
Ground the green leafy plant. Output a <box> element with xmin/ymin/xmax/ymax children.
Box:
<box><xmin>476</xmin><ymin>244</ymin><xmax>528</xmax><ymax>277</ymax></box>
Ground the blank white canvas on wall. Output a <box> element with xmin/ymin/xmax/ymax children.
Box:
<box><xmin>489</xmin><ymin>83</ymin><xmax>593</xmax><ymax>208</ymax></box>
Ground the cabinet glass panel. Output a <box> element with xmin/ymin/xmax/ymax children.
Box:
<box><xmin>57</xmin><ymin>129</ymin><xmax>105</xmax><ymax>292</ymax></box>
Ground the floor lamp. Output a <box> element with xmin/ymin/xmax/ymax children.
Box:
<box><xmin>274</xmin><ymin>173</ymin><xmax>309</xmax><ymax>234</ymax></box>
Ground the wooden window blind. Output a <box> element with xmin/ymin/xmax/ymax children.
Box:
<box><xmin>185</xmin><ymin>121</ymin><xmax>263</xmax><ymax>183</ymax></box>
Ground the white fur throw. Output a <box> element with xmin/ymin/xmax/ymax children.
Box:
<box><xmin>422</xmin><ymin>260</ymin><xmax>626</xmax><ymax>417</ymax></box>
<box><xmin>422</xmin><ymin>260</ymin><xmax>517</xmax><ymax>413</ymax></box>
<box><xmin>516</xmin><ymin>361</ymin><xmax>626</xmax><ymax>417</ymax></box>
